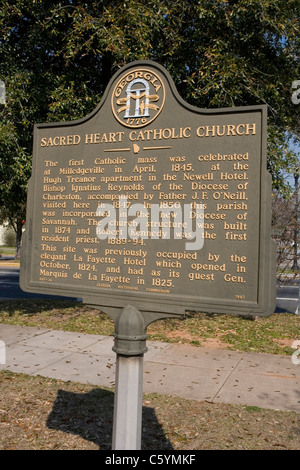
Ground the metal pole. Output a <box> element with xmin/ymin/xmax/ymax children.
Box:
<box><xmin>112</xmin><ymin>354</ymin><xmax>144</xmax><ymax>449</ymax></box>
<box><xmin>111</xmin><ymin>304</ymin><xmax>148</xmax><ymax>450</ymax></box>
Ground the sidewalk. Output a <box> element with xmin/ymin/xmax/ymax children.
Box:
<box><xmin>0</xmin><ymin>323</ymin><xmax>299</xmax><ymax>413</ymax></box>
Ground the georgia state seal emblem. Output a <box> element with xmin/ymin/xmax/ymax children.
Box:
<box><xmin>111</xmin><ymin>68</ymin><xmax>165</xmax><ymax>128</ymax></box>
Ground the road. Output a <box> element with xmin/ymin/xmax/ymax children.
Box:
<box><xmin>0</xmin><ymin>263</ymin><xmax>299</xmax><ymax>314</ymax></box>
<box><xmin>276</xmin><ymin>279</ymin><xmax>299</xmax><ymax>314</ymax></box>
<box><xmin>0</xmin><ymin>264</ymin><xmax>76</xmax><ymax>301</ymax></box>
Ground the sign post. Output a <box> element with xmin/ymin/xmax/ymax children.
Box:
<box><xmin>111</xmin><ymin>305</ymin><xmax>146</xmax><ymax>450</ymax></box>
<box><xmin>20</xmin><ymin>61</ymin><xmax>276</xmax><ymax>449</ymax></box>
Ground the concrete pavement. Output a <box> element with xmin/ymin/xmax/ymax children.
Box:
<box><xmin>0</xmin><ymin>323</ymin><xmax>299</xmax><ymax>413</ymax></box>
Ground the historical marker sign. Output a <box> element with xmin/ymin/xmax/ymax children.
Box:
<box><xmin>20</xmin><ymin>61</ymin><xmax>276</xmax><ymax>317</ymax></box>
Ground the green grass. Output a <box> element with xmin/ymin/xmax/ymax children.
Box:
<box><xmin>0</xmin><ymin>299</ymin><xmax>299</xmax><ymax>355</ymax></box>
<box><xmin>245</xmin><ymin>405</ymin><xmax>262</xmax><ymax>412</ymax></box>
<box><xmin>0</xmin><ymin>246</ymin><xmax>16</xmax><ymax>256</ymax></box>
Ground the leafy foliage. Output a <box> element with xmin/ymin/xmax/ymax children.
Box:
<box><xmin>0</xmin><ymin>0</ymin><xmax>299</xmax><ymax>253</ymax></box>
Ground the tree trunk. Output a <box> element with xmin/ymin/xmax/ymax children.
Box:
<box><xmin>15</xmin><ymin>219</ymin><xmax>23</xmax><ymax>260</ymax></box>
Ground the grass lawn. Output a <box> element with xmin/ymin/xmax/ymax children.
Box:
<box><xmin>0</xmin><ymin>246</ymin><xmax>16</xmax><ymax>256</ymax></box>
<box><xmin>0</xmin><ymin>298</ymin><xmax>299</xmax><ymax>450</ymax></box>
<box><xmin>0</xmin><ymin>370</ymin><xmax>299</xmax><ymax>450</ymax></box>
<box><xmin>0</xmin><ymin>298</ymin><xmax>298</xmax><ymax>355</ymax></box>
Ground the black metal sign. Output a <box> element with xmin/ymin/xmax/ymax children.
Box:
<box><xmin>20</xmin><ymin>61</ymin><xmax>276</xmax><ymax>317</ymax></box>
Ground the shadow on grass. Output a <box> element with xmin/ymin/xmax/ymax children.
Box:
<box><xmin>46</xmin><ymin>388</ymin><xmax>173</xmax><ymax>450</ymax></box>
<box><xmin>0</xmin><ymin>299</ymin><xmax>83</xmax><ymax>316</ymax></box>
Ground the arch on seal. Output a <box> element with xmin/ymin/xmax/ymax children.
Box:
<box><xmin>124</xmin><ymin>78</ymin><xmax>150</xmax><ymax>118</ymax></box>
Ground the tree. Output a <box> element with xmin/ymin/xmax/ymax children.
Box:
<box><xmin>0</xmin><ymin>122</ymin><xmax>30</xmax><ymax>257</ymax></box>
<box><xmin>272</xmin><ymin>187</ymin><xmax>299</xmax><ymax>279</ymax></box>
<box><xmin>0</xmin><ymin>0</ymin><xmax>299</xmax><ymax>255</ymax></box>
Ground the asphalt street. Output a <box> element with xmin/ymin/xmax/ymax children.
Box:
<box><xmin>0</xmin><ymin>265</ymin><xmax>77</xmax><ymax>301</ymax></box>
<box><xmin>0</xmin><ymin>263</ymin><xmax>299</xmax><ymax>314</ymax></box>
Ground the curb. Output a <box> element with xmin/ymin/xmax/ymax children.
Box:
<box><xmin>0</xmin><ymin>262</ymin><xmax>20</xmax><ymax>267</ymax></box>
